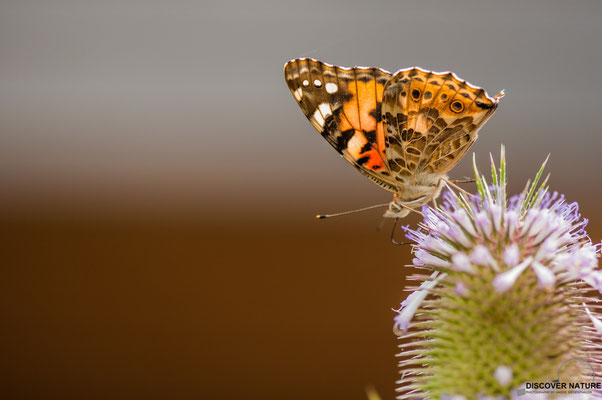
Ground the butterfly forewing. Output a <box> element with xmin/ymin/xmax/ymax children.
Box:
<box><xmin>284</xmin><ymin>58</ymin><xmax>398</xmax><ymax>192</ymax></box>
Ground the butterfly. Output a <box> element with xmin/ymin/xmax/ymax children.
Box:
<box><xmin>284</xmin><ymin>58</ymin><xmax>503</xmax><ymax>218</ymax></box>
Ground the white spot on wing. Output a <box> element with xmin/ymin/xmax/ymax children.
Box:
<box><xmin>293</xmin><ymin>88</ymin><xmax>303</xmax><ymax>101</ymax></box>
<box><xmin>312</xmin><ymin>103</ymin><xmax>332</xmax><ymax>129</ymax></box>
<box><xmin>312</xmin><ymin>109</ymin><xmax>325</xmax><ymax>127</ymax></box>
<box><xmin>302</xmin><ymin>79</ymin><xmax>309</xmax><ymax>87</ymax></box>
<box><xmin>313</xmin><ymin>79</ymin><xmax>322</xmax><ymax>87</ymax></box>
<box><xmin>325</xmin><ymin>83</ymin><xmax>338</xmax><ymax>94</ymax></box>
<box><xmin>318</xmin><ymin>103</ymin><xmax>332</xmax><ymax>117</ymax></box>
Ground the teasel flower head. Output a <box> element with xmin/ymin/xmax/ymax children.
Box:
<box><xmin>393</xmin><ymin>146</ymin><xmax>602</xmax><ymax>399</ymax></box>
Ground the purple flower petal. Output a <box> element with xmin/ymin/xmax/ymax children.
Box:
<box><xmin>503</xmin><ymin>244</ymin><xmax>520</xmax><ymax>267</ymax></box>
<box><xmin>415</xmin><ymin>250</ymin><xmax>451</xmax><ymax>269</ymax></box>
<box><xmin>452</xmin><ymin>253</ymin><xmax>474</xmax><ymax>273</ymax></box>
<box><xmin>531</xmin><ymin>261</ymin><xmax>556</xmax><ymax>288</ymax></box>
<box><xmin>493</xmin><ymin>258</ymin><xmax>532</xmax><ymax>292</ymax></box>
<box><xmin>454</xmin><ymin>281</ymin><xmax>468</xmax><ymax>296</ymax></box>
<box><xmin>535</xmin><ymin>238</ymin><xmax>557</xmax><ymax>261</ymax></box>
<box><xmin>422</xmin><ymin>235</ymin><xmax>455</xmax><ymax>256</ymax></box>
<box><xmin>447</xmin><ymin>225</ymin><xmax>472</xmax><ymax>248</ymax></box>
<box><xmin>475</xmin><ymin>211</ymin><xmax>493</xmax><ymax>239</ymax></box>
<box><xmin>505</xmin><ymin>210</ymin><xmax>519</xmax><ymax>239</ymax></box>
<box><xmin>471</xmin><ymin>245</ymin><xmax>499</xmax><ymax>271</ymax></box>
<box><xmin>489</xmin><ymin>204</ymin><xmax>503</xmax><ymax>233</ymax></box>
<box><xmin>394</xmin><ymin>272</ymin><xmax>442</xmax><ymax>333</ymax></box>
<box><xmin>452</xmin><ymin>209</ymin><xmax>477</xmax><ymax>237</ymax></box>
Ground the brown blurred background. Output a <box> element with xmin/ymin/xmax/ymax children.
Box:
<box><xmin>1</xmin><ymin>1</ymin><xmax>601</xmax><ymax>399</ymax></box>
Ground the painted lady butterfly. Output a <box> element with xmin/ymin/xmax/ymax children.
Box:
<box><xmin>284</xmin><ymin>58</ymin><xmax>503</xmax><ymax>218</ymax></box>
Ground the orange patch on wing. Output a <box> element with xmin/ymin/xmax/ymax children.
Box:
<box><xmin>339</xmin><ymin>115</ymin><xmax>353</xmax><ymax>132</ymax></box>
<box><xmin>336</xmin><ymin>76</ymin><xmax>389</xmax><ymax>171</ymax></box>
<box><xmin>346</xmin><ymin>129</ymin><xmax>386</xmax><ymax>170</ymax></box>
<box><xmin>342</xmin><ymin>79</ymin><xmax>383</xmax><ymax>132</ymax></box>
<box><xmin>356</xmin><ymin>81</ymin><xmax>377</xmax><ymax>131</ymax></box>
<box><xmin>363</xmin><ymin>151</ymin><xmax>385</xmax><ymax>170</ymax></box>
<box><xmin>342</xmin><ymin>92</ymin><xmax>360</xmax><ymax>129</ymax></box>
<box><xmin>376</xmin><ymin>81</ymin><xmax>384</xmax><ymax>99</ymax></box>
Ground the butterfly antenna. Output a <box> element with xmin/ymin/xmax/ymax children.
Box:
<box><xmin>316</xmin><ymin>203</ymin><xmax>389</xmax><ymax>219</ymax></box>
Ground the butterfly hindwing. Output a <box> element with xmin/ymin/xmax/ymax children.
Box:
<box><xmin>382</xmin><ymin>68</ymin><xmax>500</xmax><ymax>182</ymax></box>
<box><xmin>284</xmin><ymin>58</ymin><xmax>397</xmax><ymax>192</ymax></box>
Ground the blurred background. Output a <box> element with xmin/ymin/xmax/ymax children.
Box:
<box><xmin>1</xmin><ymin>1</ymin><xmax>601</xmax><ymax>399</ymax></box>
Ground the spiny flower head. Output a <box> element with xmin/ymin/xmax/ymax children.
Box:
<box><xmin>394</xmin><ymin>147</ymin><xmax>602</xmax><ymax>399</ymax></box>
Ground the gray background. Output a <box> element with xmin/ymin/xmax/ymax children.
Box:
<box><xmin>1</xmin><ymin>0</ymin><xmax>601</xmax><ymax>214</ymax></box>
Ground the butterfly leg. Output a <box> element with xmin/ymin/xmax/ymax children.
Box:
<box><xmin>390</xmin><ymin>218</ymin><xmax>412</xmax><ymax>246</ymax></box>
<box><xmin>394</xmin><ymin>200</ymin><xmax>425</xmax><ymax>217</ymax></box>
<box><xmin>440</xmin><ymin>178</ymin><xmax>475</xmax><ymax>198</ymax></box>
<box><xmin>450</xmin><ymin>179</ymin><xmax>476</xmax><ymax>184</ymax></box>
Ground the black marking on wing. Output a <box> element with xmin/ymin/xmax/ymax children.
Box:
<box><xmin>357</xmin><ymin>156</ymin><xmax>370</xmax><ymax>165</ymax></box>
<box><xmin>475</xmin><ymin>100</ymin><xmax>495</xmax><ymax>109</ymax></box>
<box><xmin>334</xmin><ymin>128</ymin><xmax>356</xmax><ymax>153</ymax></box>
<box><xmin>364</xmin><ymin>130</ymin><xmax>377</xmax><ymax>143</ymax></box>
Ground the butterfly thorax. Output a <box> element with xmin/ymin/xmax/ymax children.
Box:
<box><xmin>383</xmin><ymin>174</ymin><xmax>446</xmax><ymax>218</ymax></box>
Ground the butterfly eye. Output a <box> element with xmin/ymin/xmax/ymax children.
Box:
<box><xmin>411</xmin><ymin>89</ymin><xmax>421</xmax><ymax>101</ymax></box>
<box><xmin>450</xmin><ymin>100</ymin><xmax>464</xmax><ymax>113</ymax></box>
